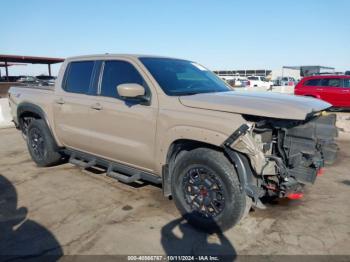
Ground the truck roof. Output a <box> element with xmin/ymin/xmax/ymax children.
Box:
<box><xmin>66</xmin><ymin>54</ymin><xmax>186</xmax><ymax>61</ymax></box>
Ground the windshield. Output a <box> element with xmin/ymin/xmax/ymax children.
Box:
<box><xmin>139</xmin><ymin>57</ymin><xmax>231</xmax><ymax>96</ymax></box>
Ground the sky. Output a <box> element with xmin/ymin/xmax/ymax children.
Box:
<box><xmin>1</xmin><ymin>0</ymin><xmax>349</xmax><ymax>76</ymax></box>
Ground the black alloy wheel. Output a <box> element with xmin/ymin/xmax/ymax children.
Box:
<box><xmin>182</xmin><ymin>166</ymin><xmax>225</xmax><ymax>218</ymax></box>
<box><xmin>29</xmin><ymin>127</ymin><xmax>46</xmax><ymax>160</ymax></box>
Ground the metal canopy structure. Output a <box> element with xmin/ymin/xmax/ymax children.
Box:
<box><xmin>214</xmin><ymin>69</ymin><xmax>272</xmax><ymax>77</ymax></box>
<box><xmin>0</xmin><ymin>63</ymin><xmax>27</xmax><ymax>77</ymax></box>
<box><xmin>282</xmin><ymin>65</ymin><xmax>335</xmax><ymax>77</ymax></box>
<box><xmin>0</xmin><ymin>54</ymin><xmax>64</xmax><ymax>80</ymax></box>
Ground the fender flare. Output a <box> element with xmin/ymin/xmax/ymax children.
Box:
<box><xmin>222</xmin><ymin>126</ymin><xmax>264</xmax><ymax>206</ymax></box>
<box><xmin>158</xmin><ymin>126</ymin><xmax>229</xmax><ymax>169</ymax></box>
<box><xmin>159</xmin><ymin>127</ymin><xmax>229</xmax><ymax>197</ymax></box>
<box><xmin>16</xmin><ymin>102</ymin><xmax>60</xmax><ymax>148</ymax></box>
<box><xmin>17</xmin><ymin>102</ymin><xmax>47</xmax><ymax>122</ymax></box>
<box><xmin>224</xmin><ymin>146</ymin><xmax>263</xmax><ymax>204</ymax></box>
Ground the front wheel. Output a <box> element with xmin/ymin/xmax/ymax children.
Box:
<box><xmin>171</xmin><ymin>148</ymin><xmax>248</xmax><ymax>232</ymax></box>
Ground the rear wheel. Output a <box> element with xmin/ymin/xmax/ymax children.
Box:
<box><xmin>171</xmin><ymin>148</ymin><xmax>247</xmax><ymax>232</ymax></box>
<box><xmin>26</xmin><ymin>119</ymin><xmax>62</xmax><ymax>167</ymax></box>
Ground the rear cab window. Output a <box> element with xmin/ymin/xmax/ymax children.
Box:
<box><xmin>63</xmin><ymin>61</ymin><xmax>95</xmax><ymax>94</ymax></box>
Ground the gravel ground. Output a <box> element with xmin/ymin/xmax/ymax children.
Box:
<box><xmin>0</xmin><ymin>113</ymin><xmax>349</xmax><ymax>259</ymax></box>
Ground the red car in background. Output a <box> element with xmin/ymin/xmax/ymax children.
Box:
<box><xmin>295</xmin><ymin>75</ymin><xmax>350</xmax><ymax>109</ymax></box>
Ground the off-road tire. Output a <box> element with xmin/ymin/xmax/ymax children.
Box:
<box><xmin>26</xmin><ymin>119</ymin><xmax>62</xmax><ymax>167</ymax></box>
<box><xmin>171</xmin><ymin>148</ymin><xmax>247</xmax><ymax>232</ymax></box>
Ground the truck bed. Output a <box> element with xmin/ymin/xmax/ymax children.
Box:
<box><xmin>12</xmin><ymin>84</ymin><xmax>55</xmax><ymax>91</ymax></box>
<box><xmin>8</xmin><ymin>85</ymin><xmax>55</xmax><ymax>127</ymax></box>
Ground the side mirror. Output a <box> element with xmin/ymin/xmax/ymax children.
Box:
<box><xmin>117</xmin><ymin>83</ymin><xmax>145</xmax><ymax>98</ymax></box>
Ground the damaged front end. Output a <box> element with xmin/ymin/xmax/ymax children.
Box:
<box><xmin>223</xmin><ymin>113</ymin><xmax>338</xmax><ymax>206</ymax></box>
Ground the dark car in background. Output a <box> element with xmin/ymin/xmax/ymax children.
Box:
<box><xmin>17</xmin><ymin>76</ymin><xmax>39</xmax><ymax>84</ymax></box>
<box><xmin>295</xmin><ymin>75</ymin><xmax>350</xmax><ymax>110</ymax></box>
<box><xmin>0</xmin><ymin>76</ymin><xmax>20</xmax><ymax>82</ymax></box>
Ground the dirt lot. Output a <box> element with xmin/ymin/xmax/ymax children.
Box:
<box><xmin>1</xmin><ymin>113</ymin><xmax>350</xmax><ymax>258</ymax></box>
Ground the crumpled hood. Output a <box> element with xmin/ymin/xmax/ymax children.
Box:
<box><xmin>179</xmin><ymin>91</ymin><xmax>331</xmax><ymax>120</ymax></box>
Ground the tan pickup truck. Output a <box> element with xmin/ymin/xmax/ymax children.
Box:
<box><xmin>8</xmin><ymin>54</ymin><xmax>338</xmax><ymax>231</ymax></box>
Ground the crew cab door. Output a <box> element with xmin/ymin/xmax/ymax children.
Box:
<box><xmin>302</xmin><ymin>78</ymin><xmax>324</xmax><ymax>99</ymax></box>
<box><xmin>87</xmin><ymin>59</ymin><xmax>158</xmax><ymax>172</ymax></box>
<box><xmin>53</xmin><ymin>60</ymin><xmax>100</xmax><ymax>150</ymax></box>
<box><xmin>319</xmin><ymin>78</ymin><xmax>344</xmax><ymax>107</ymax></box>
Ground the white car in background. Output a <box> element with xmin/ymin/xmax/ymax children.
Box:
<box><xmin>275</xmin><ymin>76</ymin><xmax>297</xmax><ymax>86</ymax></box>
<box><xmin>247</xmin><ymin>76</ymin><xmax>273</xmax><ymax>88</ymax></box>
<box><xmin>233</xmin><ymin>76</ymin><xmax>249</xmax><ymax>87</ymax></box>
<box><xmin>219</xmin><ymin>76</ymin><xmax>249</xmax><ymax>87</ymax></box>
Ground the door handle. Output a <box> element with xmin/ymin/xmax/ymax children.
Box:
<box><xmin>91</xmin><ymin>103</ymin><xmax>103</xmax><ymax>110</ymax></box>
<box><xmin>316</xmin><ymin>88</ymin><xmax>323</xmax><ymax>91</ymax></box>
<box><xmin>55</xmin><ymin>98</ymin><xmax>65</xmax><ymax>105</ymax></box>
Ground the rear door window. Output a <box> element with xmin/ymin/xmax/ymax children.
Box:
<box><xmin>304</xmin><ymin>79</ymin><xmax>321</xmax><ymax>86</ymax></box>
<box><xmin>100</xmin><ymin>60</ymin><xmax>146</xmax><ymax>98</ymax></box>
<box><xmin>320</xmin><ymin>78</ymin><xmax>342</xmax><ymax>88</ymax></box>
<box><xmin>64</xmin><ymin>61</ymin><xmax>95</xmax><ymax>94</ymax></box>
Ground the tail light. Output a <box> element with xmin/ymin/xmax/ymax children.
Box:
<box><xmin>287</xmin><ymin>193</ymin><xmax>304</xmax><ymax>200</ymax></box>
<box><xmin>317</xmin><ymin>168</ymin><xmax>325</xmax><ymax>176</ymax></box>
<box><xmin>247</xmin><ymin>81</ymin><xmax>250</xmax><ymax>86</ymax></box>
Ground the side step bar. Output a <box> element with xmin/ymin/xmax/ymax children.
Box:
<box><xmin>107</xmin><ymin>167</ymin><xmax>141</xmax><ymax>184</ymax></box>
<box><xmin>64</xmin><ymin>149</ymin><xmax>162</xmax><ymax>185</ymax></box>
<box><xmin>69</xmin><ymin>154</ymin><xmax>96</xmax><ymax>168</ymax></box>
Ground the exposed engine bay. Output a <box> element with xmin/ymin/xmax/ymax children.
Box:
<box><xmin>226</xmin><ymin>113</ymin><xmax>338</xmax><ymax>202</ymax></box>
